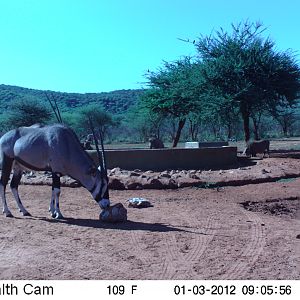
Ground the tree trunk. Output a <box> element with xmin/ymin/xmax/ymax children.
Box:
<box><xmin>172</xmin><ymin>118</ymin><xmax>186</xmax><ymax>147</ymax></box>
<box><xmin>252</xmin><ymin>119</ymin><xmax>259</xmax><ymax>140</ymax></box>
<box><xmin>240</xmin><ymin>103</ymin><xmax>250</xmax><ymax>143</ymax></box>
<box><xmin>226</xmin><ymin>123</ymin><xmax>232</xmax><ymax>140</ymax></box>
<box><xmin>212</xmin><ymin>125</ymin><xmax>217</xmax><ymax>139</ymax></box>
<box><xmin>156</xmin><ymin>128</ymin><xmax>160</xmax><ymax>140</ymax></box>
<box><xmin>251</xmin><ymin>113</ymin><xmax>262</xmax><ymax>141</ymax></box>
<box><xmin>244</xmin><ymin>118</ymin><xmax>250</xmax><ymax>142</ymax></box>
<box><xmin>282</xmin><ymin>120</ymin><xmax>288</xmax><ymax>137</ymax></box>
<box><xmin>189</xmin><ymin>121</ymin><xmax>198</xmax><ymax>141</ymax></box>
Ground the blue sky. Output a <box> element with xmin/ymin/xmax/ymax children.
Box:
<box><xmin>0</xmin><ymin>0</ymin><xmax>300</xmax><ymax>93</ymax></box>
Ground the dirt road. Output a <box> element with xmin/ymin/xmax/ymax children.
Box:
<box><xmin>1</xmin><ymin>177</ymin><xmax>299</xmax><ymax>279</ymax></box>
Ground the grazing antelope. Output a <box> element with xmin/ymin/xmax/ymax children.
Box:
<box><xmin>0</xmin><ymin>123</ymin><xmax>110</xmax><ymax>218</ymax></box>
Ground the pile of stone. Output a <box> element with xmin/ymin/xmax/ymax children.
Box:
<box><xmin>107</xmin><ymin>167</ymin><xmax>205</xmax><ymax>190</ymax></box>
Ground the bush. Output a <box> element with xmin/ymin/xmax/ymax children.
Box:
<box><xmin>7</xmin><ymin>97</ymin><xmax>52</xmax><ymax>128</ymax></box>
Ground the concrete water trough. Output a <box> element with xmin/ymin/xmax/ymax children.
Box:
<box><xmin>185</xmin><ymin>141</ymin><xmax>229</xmax><ymax>148</ymax></box>
<box><xmin>87</xmin><ymin>146</ymin><xmax>237</xmax><ymax>171</ymax></box>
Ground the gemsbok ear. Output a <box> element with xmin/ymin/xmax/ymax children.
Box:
<box><xmin>87</xmin><ymin>166</ymin><xmax>97</xmax><ymax>176</ymax></box>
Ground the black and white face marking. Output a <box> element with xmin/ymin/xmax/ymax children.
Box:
<box><xmin>89</xmin><ymin>168</ymin><xmax>110</xmax><ymax>209</ymax></box>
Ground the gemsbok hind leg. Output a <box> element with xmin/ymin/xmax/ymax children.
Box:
<box><xmin>0</xmin><ymin>154</ymin><xmax>14</xmax><ymax>217</ymax></box>
<box><xmin>49</xmin><ymin>172</ymin><xmax>63</xmax><ymax>219</ymax></box>
<box><xmin>10</xmin><ymin>165</ymin><xmax>31</xmax><ymax>216</ymax></box>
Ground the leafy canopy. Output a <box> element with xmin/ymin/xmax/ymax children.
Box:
<box><xmin>142</xmin><ymin>57</ymin><xmax>204</xmax><ymax>118</ymax></box>
<box><xmin>195</xmin><ymin>21</ymin><xmax>300</xmax><ymax>141</ymax></box>
<box><xmin>74</xmin><ymin>104</ymin><xmax>115</xmax><ymax>138</ymax></box>
<box><xmin>7</xmin><ymin>97</ymin><xmax>52</xmax><ymax>128</ymax></box>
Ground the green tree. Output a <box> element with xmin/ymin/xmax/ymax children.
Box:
<box><xmin>196</xmin><ymin>21</ymin><xmax>300</xmax><ymax>142</ymax></box>
<box><xmin>142</xmin><ymin>57</ymin><xmax>204</xmax><ymax>147</ymax></box>
<box><xmin>76</xmin><ymin>104</ymin><xmax>115</xmax><ymax>140</ymax></box>
<box><xmin>271</xmin><ymin>107</ymin><xmax>298</xmax><ymax>137</ymax></box>
<box><xmin>0</xmin><ymin>114</ymin><xmax>11</xmax><ymax>134</ymax></box>
<box><xmin>124</xmin><ymin>104</ymin><xmax>166</xmax><ymax>142</ymax></box>
<box><xmin>187</xmin><ymin>112</ymin><xmax>203</xmax><ymax>141</ymax></box>
<box><xmin>7</xmin><ymin>97</ymin><xmax>52</xmax><ymax>128</ymax></box>
<box><xmin>60</xmin><ymin>111</ymin><xmax>82</xmax><ymax>133</ymax></box>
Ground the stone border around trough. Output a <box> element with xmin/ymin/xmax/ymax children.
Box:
<box><xmin>4</xmin><ymin>152</ymin><xmax>300</xmax><ymax>190</ymax></box>
<box><xmin>17</xmin><ymin>165</ymin><xmax>300</xmax><ymax>190</ymax></box>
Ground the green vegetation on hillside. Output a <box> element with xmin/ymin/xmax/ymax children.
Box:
<box><xmin>0</xmin><ymin>84</ymin><xmax>143</xmax><ymax>141</ymax></box>
<box><xmin>0</xmin><ymin>84</ymin><xmax>143</xmax><ymax>114</ymax></box>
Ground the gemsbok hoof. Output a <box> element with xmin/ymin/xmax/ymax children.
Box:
<box><xmin>4</xmin><ymin>211</ymin><xmax>13</xmax><ymax>218</ymax></box>
<box><xmin>54</xmin><ymin>212</ymin><xmax>64</xmax><ymax>219</ymax></box>
<box><xmin>23</xmin><ymin>211</ymin><xmax>31</xmax><ymax>217</ymax></box>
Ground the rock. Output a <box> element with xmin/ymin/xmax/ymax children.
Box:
<box><xmin>26</xmin><ymin>173</ymin><xmax>36</xmax><ymax>178</ymax></box>
<box><xmin>69</xmin><ymin>180</ymin><xmax>81</xmax><ymax>188</ymax></box>
<box><xmin>144</xmin><ymin>170</ymin><xmax>154</xmax><ymax>174</ymax></box>
<box><xmin>110</xmin><ymin>167</ymin><xmax>121</xmax><ymax>174</ymax></box>
<box><xmin>126</xmin><ymin>181</ymin><xmax>143</xmax><ymax>190</ymax></box>
<box><xmin>109</xmin><ymin>177</ymin><xmax>126</xmax><ymax>190</ymax></box>
<box><xmin>100</xmin><ymin>203</ymin><xmax>127</xmax><ymax>223</ymax></box>
<box><xmin>139</xmin><ymin>174</ymin><xmax>148</xmax><ymax>178</ymax></box>
<box><xmin>159</xmin><ymin>172</ymin><xmax>171</xmax><ymax>178</ymax></box>
<box><xmin>120</xmin><ymin>170</ymin><xmax>130</xmax><ymax>175</ymax></box>
<box><xmin>169</xmin><ymin>170</ymin><xmax>176</xmax><ymax>176</ymax></box>
<box><xmin>129</xmin><ymin>171</ymin><xmax>140</xmax><ymax>177</ymax></box>
<box><xmin>171</xmin><ymin>174</ymin><xmax>182</xmax><ymax>179</ymax></box>
<box><xmin>140</xmin><ymin>172</ymin><xmax>148</xmax><ymax>177</ymax></box>
<box><xmin>189</xmin><ymin>173</ymin><xmax>200</xmax><ymax>179</ymax></box>
<box><xmin>166</xmin><ymin>178</ymin><xmax>178</xmax><ymax>189</ymax></box>
<box><xmin>156</xmin><ymin>177</ymin><xmax>170</xmax><ymax>188</ymax></box>
<box><xmin>144</xmin><ymin>178</ymin><xmax>164</xmax><ymax>189</ymax></box>
<box><xmin>179</xmin><ymin>170</ymin><xmax>188</xmax><ymax>176</ymax></box>
<box><xmin>124</xmin><ymin>177</ymin><xmax>144</xmax><ymax>190</ymax></box>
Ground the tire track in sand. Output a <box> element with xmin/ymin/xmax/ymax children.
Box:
<box><xmin>159</xmin><ymin>209</ymin><xmax>218</xmax><ymax>279</ymax></box>
<box><xmin>129</xmin><ymin>227</ymin><xmax>164</xmax><ymax>279</ymax></box>
<box><xmin>220</xmin><ymin>208</ymin><xmax>266</xmax><ymax>280</ymax></box>
<box><xmin>128</xmin><ymin>208</ymin><xmax>216</xmax><ymax>279</ymax></box>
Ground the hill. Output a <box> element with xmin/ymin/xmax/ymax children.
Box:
<box><xmin>0</xmin><ymin>84</ymin><xmax>143</xmax><ymax>114</ymax></box>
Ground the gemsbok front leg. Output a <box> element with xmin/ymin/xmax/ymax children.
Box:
<box><xmin>49</xmin><ymin>172</ymin><xmax>63</xmax><ymax>219</ymax></box>
<box><xmin>10</xmin><ymin>165</ymin><xmax>31</xmax><ymax>216</ymax></box>
<box><xmin>0</xmin><ymin>154</ymin><xmax>14</xmax><ymax>217</ymax></box>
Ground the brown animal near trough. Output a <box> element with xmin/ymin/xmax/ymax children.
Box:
<box><xmin>149</xmin><ymin>137</ymin><xmax>164</xmax><ymax>149</ymax></box>
<box><xmin>243</xmin><ymin>140</ymin><xmax>270</xmax><ymax>157</ymax></box>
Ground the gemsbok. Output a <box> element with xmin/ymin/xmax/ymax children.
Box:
<box><xmin>0</xmin><ymin>123</ymin><xmax>110</xmax><ymax>219</ymax></box>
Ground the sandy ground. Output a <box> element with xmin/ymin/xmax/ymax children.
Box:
<box><xmin>1</xmin><ymin>156</ymin><xmax>300</xmax><ymax>279</ymax></box>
